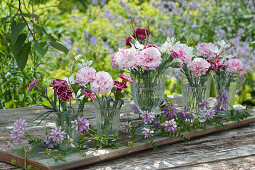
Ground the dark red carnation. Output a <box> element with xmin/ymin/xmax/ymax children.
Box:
<box><xmin>135</xmin><ymin>28</ymin><xmax>151</xmax><ymax>40</ymax></box>
<box><xmin>60</xmin><ymin>89</ymin><xmax>72</xmax><ymax>101</ymax></box>
<box><xmin>118</xmin><ymin>74</ymin><xmax>133</xmax><ymax>83</ymax></box>
<box><xmin>125</xmin><ymin>28</ymin><xmax>151</xmax><ymax>47</ymax></box>
<box><xmin>49</xmin><ymin>79</ymin><xmax>68</xmax><ymax>90</ymax></box>
<box><xmin>114</xmin><ymin>80</ymin><xmax>128</xmax><ymax>92</ymax></box>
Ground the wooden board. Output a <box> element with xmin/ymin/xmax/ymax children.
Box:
<box><xmin>1</xmin><ymin>110</ymin><xmax>255</xmax><ymax>170</ymax></box>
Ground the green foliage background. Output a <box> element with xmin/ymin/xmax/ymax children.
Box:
<box><xmin>0</xmin><ymin>0</ymin><xmax>254</xmax><ymax>109</ymax></box>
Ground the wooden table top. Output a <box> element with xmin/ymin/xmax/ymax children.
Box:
<box><xmin>1</xmin><ymin>95</ymin><xmax>255</xmax><ymax>169</ymax></box>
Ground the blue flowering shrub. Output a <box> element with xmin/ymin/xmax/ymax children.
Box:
<box><xmin>0</xmin><ymin>0</ymin><xmax>254</xmax><ymax>108</ymax></box>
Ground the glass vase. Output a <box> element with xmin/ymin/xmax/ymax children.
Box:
<box><xmin>130</xmin><ymin>72</ymin><xmax>165</xmax><ymax>113</ymax></box>
<box><xmin>213</xmin><ymin>71</ymin><xmax>238</xmax><ymax>110</ymax></box>
<box><xmin>181</xmin><ymin>75</ymin><xmax>211</xmax><ymax>116</ymax></box>
<box><xmin>94</xmin><ymin>98</ymin><xmax>122</xmax><ymax>137</ymax></box>
<box><xmin>55</xmin><ymin>112</ymin><xmax>80</xmax><ymax>150</ymax></box>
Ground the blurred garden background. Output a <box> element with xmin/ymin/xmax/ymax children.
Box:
<box><xmin>0</xmin><ymin>0</ymin><xmax>254</xmax><ymax>109</ymax></box>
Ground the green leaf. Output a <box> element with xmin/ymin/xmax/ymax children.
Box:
<box><xmin>34</xmin><ymin>110</ymin><xmax>53</xmax><ymax>121</ymax></box>
<box><xmin>49</xmin><ymin>41</ymin><xmax>69</xmax><ymax>55</ymax></box>
<box><xmin>34</xmin><ymin>42</ymin><xmax>49</xmax><ymax>57</ymax></box>
<box><xmin>33</xmin><ymin>22</ymin><xmax>48</xmax><ymax>34</ymax></box>
<box><xmin>13</xmin><ymin>33</ymin><xmax>26</xmax><ymax>57</ymax></box>
<box><xmin>14</xmin><ymin>41</ymin><xmax>31</xmax><ymax>70</ymax></box>
<box><xmin>11</xmin><ymin>23</ymin><xmax>26</xmax><ymax>44</ymax></box>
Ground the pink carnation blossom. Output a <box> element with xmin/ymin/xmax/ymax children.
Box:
<box><xmin>225</xmin><ymin>59</ymin><xmax>244</xmax><ymax>73</ymax></box>
<box><xmin>170</xmin><ymin>46</ymin><xmax>187</xmax><ymax>61</ymax></box>
<box><xmin>119</xmin><ymin>74</ymin><xmax>133</xmax><ymax>83</ymax></box>
<box><xmin>208</xmin><ymin>59</ymin><xmax>225</xmax><ymax>71</ymax></box>
<box><xmin>91</xmin><ymin>71</ymin><xmax>114</xmax><ymax>94</ymax></box>
<box><xmin>81</xmin><ymin>90</ymin><xmax>96</xmax><ymax>100</ymax></box>
<box><xmin>138</xmin><ymin>47</ymin><xmax>162</xmax><ymax>70</ymax></box>
<box><xmin>110</xmin><ymin>53</ymin><xmax>118</xmax><ymax>69</ymax></box>
<box><xmin>188</xmin><ymin>58</ymin><xmax>210</xmax><ymax>77</ymax></box>
<box><xmin>76</xmin><ymin>67</ymin><xmax>96</xmax><ymax>85</ymax></box>
<box><xmin>114</xmin><ymin>48</ymin><xmax>139</xmax><ymax>70</ymax></box>
<box><xmin>27</xmin><ymin>78</ymin><xmax>41</xmax><ymax>91</ymax></box>
<box><xmin>197</xmin><ymin>42</ymin><xmax>218</xmax><ymax>58</ymax></box>
<box><xmin>143</xmin><ymin>44</ymin><xmax>156</xmax><ymax>49</ymax></box>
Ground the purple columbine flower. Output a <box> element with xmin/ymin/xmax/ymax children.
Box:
<box><xmin>142</xmin><ymin>111</ymin><xmax>155</xmax><ymax>124</ymax></box>
<box><xmin>78</xmin><ymin>16</ymin><xmax>82</xmax><ymax>20</ymax></box>
<box><xmin>72</xmin><ymin>6</ymin><xmax>77</xmax><ymax>10</ymax></box>
<box><xmin>72</xmin><ymin>15</ymin><xmax>76</xmax><ymax>19</ymax></box>
<box><xmin>50</xmin><ymin>126</ymin><xmax>66</xmax><ymax>143</ymax></box>
<box><xmin>71</xmin><ymin>117</ymin><xmax>90</xmax><ymax>134</ymax></box>
<box><xmin>52</xmin><ymin>52</ymin><xmax>58</xmax><ymax>56</ymax></box>
<box><xmin>178</xmin><ymin>111</ymin><xmax>192</xmax><ymax>120</ymax></box>
<box><xmin>88</xmin><ymin>19</ymin><xmax>93</xmax><ymax>23</ymax></box>
<box><xmin>120</xmin><ymin>121</ymin><xmax>132</xmax><ymax>133</ymax></box>
<box><xmin>162</xmin><ymin>119</ymin><xmax>177</xmax><ymax>133</ymax></box>
<box><xmin>84</xmin><ymin>30</ymin><xmax>89</xmax><ymax>39</ymax></box>
<box><xmin>76</xmin><ymin>47</ymin><xmax>82</xmax><ymax>53</ymax></box>
<box><xmin>130</xmin><ymin>104</ymin><xmax>139</xmax><ymax>114</ymax></box>
<box><xmin>63</xmin><ymin>38</ymin><xmax>73</xmax><ymax>46</ymax></box>
<box><xmin>100</xmin><ymin>0</ymin><xmax>106</xmax><ymax>4</ymax></box>
<box><xmin>202</xmin><ymin>109</ymin><xmax>215</xmax><ymax>119</ymax></box>
<box><xmin>163</xmin><ymin>104</ymin><xmax>177</xmax><ymax>118</ymax></box>
<box><xmin>92</xmin><ymin>0</ymin><xmax>98</xmax><ymax>4</ymax></box>
<box><xmin>142</xmin><ymin>128</ymin><xmax>154</xmax><ymax>138</ymax></box>
<box><xmin>11</xmin><ymin>119</ymin><xmax>27</xmax><ymax>143</ymax></box>
<box><xmin>104</xmin><ymin>41</ymin><xmax>109</xmax><ymax>46</ymax></box>
<box><xmin>90</xmin><ymin>36</ymin><xmax>97</xmax><ymax>44</ymax></box>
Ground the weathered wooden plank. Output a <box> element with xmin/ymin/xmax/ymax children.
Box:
<box><xmin>1</xmin><ymin>110</ymin><xmax>255</xmax><ymax>170</ymax></box>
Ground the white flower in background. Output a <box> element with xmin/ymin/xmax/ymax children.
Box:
<box><xmin>77</xmin><ymin>59</ymin><xmax>93</xmax><ymax>69</ymax></box>
<box><xmin>159</xmin><ymin>37</ymin><xmax>176</xmax><ymax>53</ymax></box>
<box><xmin>218</xmin><ymin>40</ymin><xmax>230</xmax><ymax>49</ymax></box>
<box><xmin>63</xmin><ymin>75</ymin><xmax>75</xmax><ymax>85</ymax></box>
<box><xmin>134</xmin><ymin>40</ymin><xmax>145</xmax><ymax>50</ymax></box>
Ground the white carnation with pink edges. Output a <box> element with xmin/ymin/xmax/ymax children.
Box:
<box><xmin>226</xmin><ymin>59</ymin><xmax>244</xmax><ymax>73</ymax></box>
<box><xmin>113</xmin><ymin>48</ymin><xmax>139</xmax><ymax>70</ymax></box>
<box><xmin>188</xmin><ymin>58</ymin><xmax>210</xmax><ymax>77</ymax></box>
<box><xmin>91</xmin><ymin>71</ymin><xmax>114</xmax><ymax>94</ymax></box>
<box><xmin>76</xmin><ymin>67</ymin><xmax>96</xmax><ymax>85</ymax></box>
<box><xmin>138</xmin><ymin>47</ymin><xmax>162</xmax><ymax>70</ymax></box>
<box><xmin>197</xmin><ymin>42</ymin><xmax>218</xmax><ymax>58</ymax></box>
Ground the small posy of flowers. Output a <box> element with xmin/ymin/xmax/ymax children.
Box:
<box><xmin>111</xmin><ymin>23</ymin><xmax>179</xmax><ymax>77</ymax></box>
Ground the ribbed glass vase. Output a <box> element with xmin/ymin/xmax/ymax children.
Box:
<box><xmin>130</xmin><ymin>72</ymin><xmax>165</xmax><ymax>113</ymax></box>
<box><xmin>94</xmin><ymin>98</ymin><xmax>122</xmax><ymax>137</ymax></box>
<box><xmin>213</xmin><ymin>70</ymin><xmax>238</xmax><ymax>110</ymax></box>
<box><xmin>181</xmin><ymin>75</ymin><xmax>211</xmax><ymax>116</ymax></box>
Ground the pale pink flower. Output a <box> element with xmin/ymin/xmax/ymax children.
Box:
<box><xmin>138</xmin><ymin>47</ymin><xmax>162</xmax><ymax>70</ymax></box>
<box><xmin>76</xmin><ymin>67</ymin><xmax>96</xmax><ymax>85</ymax></box>
<box><xmin>27</xmin><ymin>78</ymin><xmax>41</xmax><ymax>91</ymax></box>
<box><xmin>91</xmin><ymin>71</ymin><xmax>114</xmax><ymax>94</ymax></box>
<box><xmin>226</xmin><ymin>59</ymin><xmax>244</xmax><ymax>73</ymax></box>
<box><xmin>113</xmin><ymin>48</ymin><xmax>139</xmax><ymax>70</ymax></box>
<box><xmin>197</xmin><ymin>42</ymin><xmax>218</xmax><ymax>58</ymax></box>
<box><xmin>188</xmin><ymin>58</ymin><xmax>210</xmax><ymax>77</ymax></box>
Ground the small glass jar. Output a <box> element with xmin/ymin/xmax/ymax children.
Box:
<box><xmin>94</xmin><ymin>98</ymin><xmax>122</xmax><ymax>137</ymax></box>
